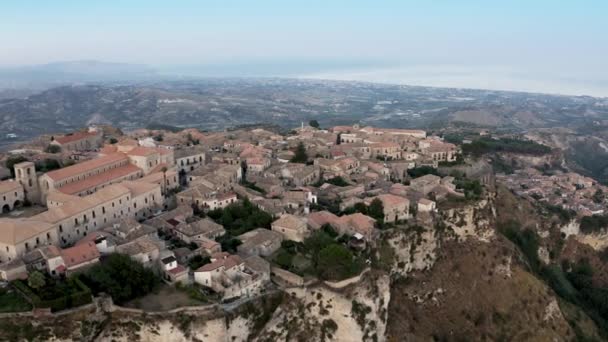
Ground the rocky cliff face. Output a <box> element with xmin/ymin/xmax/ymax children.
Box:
<box><xmin>0</xmin><ymin>277</ymin><xmax>393</xmax><ymax>342</ymax></box>
<box><xmin>255</xmin><ymin>273</ymin><xmax>391</xmax><ymax>342</ymax></box>
<box><xmin>441</xmin><ymin>197</ymin><xmax>496</xmax><ymax>242</ymax></box>
<box><xmin>385</xmin><ymin>239</ymin><xmax>581</xmax><ymax>341</ymax></box>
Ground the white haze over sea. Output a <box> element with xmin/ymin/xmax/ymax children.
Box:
<box><xmin>299</xmin><ymin>65</ymin><xmax>608</xmax><ymax>98</ymax></box>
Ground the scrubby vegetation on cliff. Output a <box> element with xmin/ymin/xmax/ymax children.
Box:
<box><xmin>463</xmin><ymin>137</ymin><xmax>552</xmax><ymax>156</ymax></box>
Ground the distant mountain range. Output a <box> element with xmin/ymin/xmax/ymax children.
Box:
<box><xmin>1</xmin><ymin>78</ymin><xmax>608</xmax><ymax>148</ymax></box>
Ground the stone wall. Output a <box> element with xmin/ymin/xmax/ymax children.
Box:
<box><xmin>271</xmin><ymin>266</ymin><xmax>304</xmax><ymax>287</ymax></box>
<box><xmin>323</xmin><ymin>268</ymin><xmax>370</xmax><ymax>289</ymax></box>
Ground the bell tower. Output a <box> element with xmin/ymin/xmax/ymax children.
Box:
<box><xmin>14</xmin><ymin>161</ymin><xmax>41</xmax><ymax>204</ymax></box>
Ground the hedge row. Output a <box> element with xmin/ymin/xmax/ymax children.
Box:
<box><xmin>12</xmin><ymin>278</ymin><xmax>92</xmax><ymax>312</ymax></box>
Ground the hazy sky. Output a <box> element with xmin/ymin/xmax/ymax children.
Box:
<box><xmin>1</xmin><ymin>0</ymin><xmax>607</xmax><ymax>96</ymax></box>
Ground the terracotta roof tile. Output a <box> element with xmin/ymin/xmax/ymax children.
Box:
<box><xmin>196</xmin><ymin>254</ymin><xmax>242</xmax><ymax>272</ymax></box>
<box><xmin>126</xmin><ymin>146</ymin><xmax>158</xmax><ymax>157</ymax></box>
<box><xmin>45</xmin><ymin>153</ymin><xmax>129</xmax><ymax>181</ymax></box>
<box><xmin>54</xmin><ymin>131</ymin><xmax>98</xmax><ymax>144</ymax></box>
<box><xmin>0</xmin><ymin>180</ymin><xmax>21</xmax><ymax>194</ymax></box>
<box><xmin>60</xmin><ymin>241</ymin><xmax>100</xmax><ymax>268</ymax></box>
<box><xmin>0</xmin><ymin>219</ymin><xmax>54</xmax><ymax>245</ymax></box>
<box><xmin>58</xmin><ymin>164</ymin><xmax>142</xmax><ymax>195</ymax></box>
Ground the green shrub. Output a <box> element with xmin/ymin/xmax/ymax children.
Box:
<box><xmin>455</xmin><ymin>178</ymin><xmax>483</xmax><ymax>200</ymax></box>
<box><xmin>324</xmin><ymin>176</ymin><xmax>349</xmax><ymax>187</ymax></box>
<box><xmin>35</xmin><ymin>159</ymin><xmax>61</xmax><ymax>172</ymax></box>
<box><xmin>316</xmin><ymin>244</ymin><xmax>364</xmax><ymax>281</ymax></box>
<box><xmin>207</xmin><ymin>198</ymin><xmax>273</xmax><ymax>235</ymax></box>
<box><xmin>80</xmin><ymin>253</ymin><xmax>159</xmax><ymax>304</ymax></box>
<box><xmin>188</xmin><ymin>255</ymin><xmax>211</xmax><ymax>270</ymax></box>
<box><xmin>12</xmin><ymin>277</ymin><xmax>91</xmax><ymax>312</ymax></box>
<box><xmin>5</xmin><ymin>156</ymin><xmax>28</xmax><ymax>177</ymax></box>
<box><xmin>407</xmin><ymin>166</ymin><xmax>438</xmax><ymax>178</ymax></box>
<box><xmin>580</xmin><ymin>214</ymin><xmax>608</xmax><ymax>234</ymax></box>
<box><xmin>290</xmin><ymin>142</ymin><xmax>308</xmax><ymax>163</ymax></box>
<box><xmin>44</xmin><ymin>144</ymin><xmax>61</xmax><ymax>153</ymax></box>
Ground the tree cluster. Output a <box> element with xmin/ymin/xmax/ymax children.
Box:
<box><xmin>5</xmin><ymin>156</ymin><xmax>28</xmax><ymax>177</ymax></box>
<box><xmin>455</xmin><ymin>178</ymin><xmax>483</xmax><ymax>200</ymax></box>
<box><xmin>407</xmin><ymin>166</ymin><xmax>439</xmax><ymax>178</ymax></box>
<box><xmin>580</xmin><ymin>214</ymin><xmax>608</xmax><ymax>234</ymax></box>
<box><xmin>324</xmin><ymin>176</ymin><xmax>349</xmax><ymax>187</ymax></box>
<box><xmin>207</xmin><ymin>198</ymin><xmax>273</xmax><ymax>236</ymax></box>
<box><xmin>462</xmin><ymin>137</ymin><xmax>551</xmax><ymax>156</ymax></box>
<box><xmin>35</xmin><ymin>159</ymin><xmax>61</xmax><ymax>173</ymax></box>
<box><xmin>44</xmin><ymin>145</ymin><xmax>61</xmax><ymax>154</ymax></box>
<box><xmin>343</xmin><ymin>198</ymin><xmax>385</xmax><ymax>224</ymax></box>
<box><xmin>309</xmin><ymin>120</ymin><xmax>320</xmax><ymax>129</ymax></box>
<box><xmin>274</xmin><ymin>230</ymin><xmax>364</xmax><ymax>281</ymax></box>
<box><xmin>80</xmin><ymin>253</ymin><xmax>159</xmax><ymax>304</ymax></box>
<box><xmin>290</xmin><ymin>142</ymin><xmax>308</xmax><ymax>164</ymax></box>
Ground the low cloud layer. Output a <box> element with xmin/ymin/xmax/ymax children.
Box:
<box><xmin>301</xmin><ymin>65</ymin><xmax>608</xmax><ymax>98</ymax></box>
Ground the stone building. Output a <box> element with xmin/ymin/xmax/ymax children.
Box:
<box><xmin>175</xmin><ymin>183</ymin><xmax>238</xmax><ymax>210</ymax></box>
<box><xmin>175</xmin><ymin>147</ymin><xmax>206</xmax><ymax>173</ymax></box>
<box><xmin>15</xmin><ymin>162</ymin><xmax>40</xmax><ymax>204</ymax></box>
<box><xmin>365</xmin><ymin>193</ymin><xmax>410</xmax><ymax>223</ymax></box>
<box><xmin>237</xmin><ymin>228</ymin><xmax>284</xmax><ymax>257</ymax></box>
<box><xmin>194</xmin><ymin>253</ymin><xmax>269</xmax><ymax>300</ymax></box>
<box><xmin>0</xmin><ymin>180</ymin><xmax>163</xmax><ymax>263</ymax></box>
<box><xmin>171</xmin><ymin>218</ymin><xmax>226</xmax><ymax>244</ymax></box>
<box><xmin>271</xmin><ymin>214</ymin><xmax>309</xmax><ymax>242</ymax></box>
<box><xmin>51</xmin><ymin>130</ymin><xmax>102</xmax><ymax>152</ymax></box>
<box><xmin>0</xmin><ymin>180</ymin><xmax>24</xmax><ymax>213</ymax></box>
<box><xmin>369</xmin><ymin>142</ymin><xmax>403</xmax><ymax>160</ymax></box>
<box><xmin>38</xmin><ymin>153</ymin><xmax>142</xmax><ymax>201</ymax></box>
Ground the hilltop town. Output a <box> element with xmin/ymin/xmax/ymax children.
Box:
<box><xmin>2</xmin><ymin>120</ymin><xmax>608</xmax><ymax>341</ymax></box>
<box><xmin>0</xmin><ymin>122</ymin><xmax>460</xmax><ymax>289</ymax></box>
<box><xmin>0</xmin><ymin>120</ymin><xmax>469</xmax><ymax>325</ymax></box>
<box><xmin>2</xmin><ymin>0</ymin><xmax>608</xmax><ymax>339</ymax></box>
